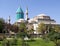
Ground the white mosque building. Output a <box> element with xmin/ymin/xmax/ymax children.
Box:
<box><xmin>15</xmin><ymin>6</ymin><xmax>60</xmax><ymax>34</ymax></box>
<box><xmin>29</xmin><ymin>14</ymin><xmax>56</xmax><ymax>30</ymax></box>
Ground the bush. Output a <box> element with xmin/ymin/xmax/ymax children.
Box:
<box><xmin>0</xmin><ymin>36</ymin><xmax>4</xmax><ymax>41</ymax></box>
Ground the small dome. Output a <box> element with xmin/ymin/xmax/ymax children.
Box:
<box><xmin>38</xmin><ymin>14</ymin><xmax>47</xmax><ymax>16</ymax></box>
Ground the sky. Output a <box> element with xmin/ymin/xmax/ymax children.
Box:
<box><xmin>0</xmin><ymin>0</ymin><xmax>60</xmax><ymax>24</ymax></box>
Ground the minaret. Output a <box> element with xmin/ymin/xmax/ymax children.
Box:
<box><xmin>8</xmin><ymin>16</ymin><xmax>10</xmax><ymax>24</ymax></box>
<box><xmin>25</xmin><ymin>7</ymin><xmax>28</xmax><ymax>21</ymax></box>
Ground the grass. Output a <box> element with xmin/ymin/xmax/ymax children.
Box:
<box><xmin>26</xmin><ymin>38</ymin><xmax>55</xmax><ymax>46</ymax></box>
<box><xmin>0</xmin><ymin>38</ymin><xmax>55</xmax><ymax>46</ymax></box>
<box><xmin>0</xmin><ymin>41</ymin><xmax>2</xmax><ymax>46</ymax></box>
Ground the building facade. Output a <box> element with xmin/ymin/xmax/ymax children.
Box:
<box><xmin>15</xmin><ymin>7</ymin><xmax>60</xmax><ymax>34</ymax></box>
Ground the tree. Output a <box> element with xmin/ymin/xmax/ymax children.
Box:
<box><xmin>37</xmin><ymin>23</ymin><xmax>46</xmax><ymax>34</ymax></box>
<box><xmin>10</xmin><ymin>25</ymin><xmax>18</xmax><ymax>33</ymax></box>
<box><xmin>47</xmin><ymin>27</ymin><xmax>60</xmax><ymax>46</ymax></box>
<box><xmin>17</xmin><ymin>22</ymin><xmax>27</xmax><ymax>38</ymax></box>
<box><xmin>19</xmin><ymin>23</ymin><xmax>26</xmax><ymax>32</ymax></box>
<box><xmin>0</xmin><ymin>18</ymin><xmax>5</xmax><ymax>33</ymax></box>
<box><xmin>54</xmin><ymin>26</ymin><xmax>60</xmax><ymax>33</ymax></box>
<box><xmin>37</xmin><ymin>23</ymin><xmax>47</xmax><ymax>39</ymax></box>
<box><xmin>17</xmin><ymin>22</ymin><xmax>28</xmax><ymax>46</ymax></box>
<box><xmin>48</xmin><ymin>31</ymin><xmax>60</xmax><ymax>46</ymax></box>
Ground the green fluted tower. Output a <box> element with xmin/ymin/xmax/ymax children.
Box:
<box><xmin>16</xmin><ymin>7</ymin><xmax>24</xmax><ymax>20</ymax></box>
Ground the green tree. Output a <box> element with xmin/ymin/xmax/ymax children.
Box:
<box><xmin>47</xmin><ymin>27</ymin><xmax>60</xmax><ymax>46</ymax></box>
<box><xmin>0</xmin><ymin>18</ymin><xmax>5</xmax><ymax>33</ymax></box>
<box><xmin>27</xmin><ymin>29</ymin><xmax>34</xmax><ymax>38</ymax></box>
<box><xmin>54</xmin><ymin>26</ymin><xmax>60</xmax><ymax>33</ymax></box>
<box><xmin>37</xmin><ymin>23</ymin><xmax>46</xmax><ymax>39</ymax></box>
<box><xmin>37</xmin><ymin>23</ymin><xmax>46</xmax><ymax>34</ymax></box>
<box><xmin>17</xmin><ymin>22</ymin><xmax>27</xmax><ymax>38</ymax></box>
<box><xmin>17</xmin><ymin>22</ymin><xmax>28</xmax><ymax>46</ymax></box>
<box><xmin>19</xmin><ymin>23</ymin><xmax>26</xmax><ymax>32</ymax></box>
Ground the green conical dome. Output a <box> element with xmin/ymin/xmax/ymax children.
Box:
<box><xmin>16</xmin><ymin>7</ymin><xmax>23</xmax><ymax>13</ymax></box>
<box><xmin>16</xmin><ymin>7</ymin><xmax>24</xmax><ymax>20</ymax></box>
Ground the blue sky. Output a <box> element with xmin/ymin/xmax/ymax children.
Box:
<box><xmin>0</xmin><ymin>0</ymin><xmax>60</xmax><ymax>24</ymax></box>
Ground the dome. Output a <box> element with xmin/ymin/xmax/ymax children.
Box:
<box><xmin>36</xmin><ymin>14</ymin><xmax>50</xmax><ymax>19</ymax></box>
<box><xmin>16</xmin><ymin>7</ymin><xmax>24</xmax><ymax>20</ymax></box>
<box><xmin>16</xmin><ymin>7</ymin><xmax>23</xmax><ymax>13</ymax></box>
<box><xmin>38</xmin><ymin>14</ymin><xmax>47</xmax><ymax>16</ymax></box>
<box><xmin>16</xmin><ymin>19</ymin><xmax>25</xmax><ymax>22</ymax></box>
